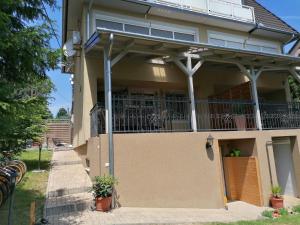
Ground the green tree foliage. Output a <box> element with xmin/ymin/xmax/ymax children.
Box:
<box><xmin>289</xmin><ymin>76</ymin><xmax>300</xmax><ymax>101</ymax></box>
<box><xmin>56</xmin><ymin>107</ymin><xmax>70</xmax><ymax>119</ymax></box>
<box><xmin>0</xmin><ymin>0</ymin><xmax>59</xmax><ymax>154</ymax></box>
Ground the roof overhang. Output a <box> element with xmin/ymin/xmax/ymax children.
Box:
<box><xmin>84</xmin><ymin>28</ymin><xmax>300</xmax><ymax>70</ymax></box>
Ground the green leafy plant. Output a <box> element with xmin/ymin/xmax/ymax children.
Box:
<box><xmin>262</xmin><ymin>210</ymin><xmax>273</xmax><ymax>218</ymax></box>
<box><xmin>272</xmin><ymin>186</ymin><xmax>282</xmax><ymax>198</ymax></box>
<box><xmin>279</xmin><ymin>208</ymin><xmax>289</xmax><ymax>216</ymax></box>
<box><xmin>229</xmin><ymin>148</ymin><xmax>241</xmax><ymax>157</ymax></box>
<box><xmin>92</xmin><ymin>175</ymin><xmax>118</xmax><ymax>198</ymax></box>
<box><xmin>293</xmin><ymin>204</ymin><xmax>300</xmax><ymax>213</ymax></box>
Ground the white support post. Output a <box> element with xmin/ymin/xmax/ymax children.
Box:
<box><xmin>187</xmin><ymin>57</ymin><xmax>197</xmax><ymax>132</ymax></box>
<box><xmin>250</xmin><ymin>67</ymin><xmax>263</xmax><ymax>131</ymax></box>
<box><xmin>174</xmin><ymin>56</ymin><xmax>203</xmax><ymax>132</ymax></box>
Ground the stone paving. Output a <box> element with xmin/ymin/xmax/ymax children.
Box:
<box><xmin>45</xmin><ymin>149</ymin><xmax>270</xmax><ymax>225</ymax></box>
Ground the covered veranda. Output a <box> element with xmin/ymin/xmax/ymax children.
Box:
<box><xmin>84</xmin><ymin>28</ymin><xmax>300</xmax><ymax>175</ymax></box>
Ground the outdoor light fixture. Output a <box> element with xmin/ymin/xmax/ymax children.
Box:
<box><xmin>206</xmin><ymin>134</ymin><xmax>214</xmax><ymax>149</ymax></box>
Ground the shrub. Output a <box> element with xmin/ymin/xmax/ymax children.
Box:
<box><xmin>279</xmin><ymin>208</ymin><xmax>289</xmax><ymax>216</ymax></box>
<box><xmin>262</xmin><ymin>210</ymin><xmax>273</xmax><ymax>218</ymax></box>
<box><xmin>293</xmin><ymin>204</ymin><xmax>300</xmax><ymax>213</ymax></box>
<box><xmin>91</xmin><ymin>175</ymin><xmax>118</xmax><ymax>198</ymax></box>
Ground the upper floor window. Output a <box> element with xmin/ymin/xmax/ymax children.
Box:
<box><xmin>208</xmin><ymin>31</ymin><xmax>280</xmax><ymax>54</ymax></box>
<box><xmin>94</xmin><ymin>11</ymin><xmax>199</xmax><ymax>43</ymax></box>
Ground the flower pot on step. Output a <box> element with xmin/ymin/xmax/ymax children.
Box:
<box><xmin>270</xmin><ymin>197</ymin><xmax>284</xmax><ymax>209</ymax></box>
<box><xmin>95</xmin><ymin>196</ymin><xmax>112</xmax><ymax>212</ymax></box>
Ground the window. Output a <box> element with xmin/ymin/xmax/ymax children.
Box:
<box><xmin>94</xmin><ymin>11</ymin><xmax>199</xmax><ymax>43</ymax></box>
<box><xmin>208</xmin><ymin>30</ymin><xmax>280</xmax><ymax>54</ymax></box>
<box><xmin>96</xmin><ymin>20</ymin><xmax>123</xmax><ymax>31</ymax></box>
<box><xmin>151</xmin><ymin>28</ymin><xmax>173</xmax><ymax>39</ymax></box>
<box><xmin>174</xmin><ymin>32</ymin><xmax>195</xmax><ymax>42</ymax></box>
<box><xmin>124</xmin><ymin>24</ymin><xmax>149</xmax><ymax>35</ymax></box>
<box><xmin>210</xmin><ymin>38</ymin><xmax>226</xmax><ymax>47</ymax></box>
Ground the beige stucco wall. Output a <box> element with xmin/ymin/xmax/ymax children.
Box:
<box><xmin>76</xmin><ymin>129</ymin><xmax>300</xmax><ymax>208</ymax></box>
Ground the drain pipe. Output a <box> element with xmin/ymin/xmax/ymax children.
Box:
<box><xmin>106</xmin><ymin>33</ymin><xmax>114</xmax><ymax>176</ymax></box>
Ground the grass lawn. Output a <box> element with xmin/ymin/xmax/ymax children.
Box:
<box><xmin>0</xmin><ymin>149</ymin><xmax>53</xmax><ymax>225</ymax></box>
<box><xmin>207</xmin><ymin>215</ymin><xmax>300</xmax><ymax>225</ymax></box>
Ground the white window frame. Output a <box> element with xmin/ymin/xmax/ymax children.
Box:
<box><xmin>92</xmin><ymin>10</ymin><xmax>199</xmax><ymax>43</ymax></box>
<box><xmin>208</xmin><ymin>30</ymin><xmax>281</xmax><ymax>53</ymax></box>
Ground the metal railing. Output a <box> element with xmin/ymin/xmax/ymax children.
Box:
<box><xmin>196</xmin><ymin>99</ymin><xmax>256</xmax><ymax>131</ymax></box>
<box><xmin>260</xmin><ymin>102</ymin><xmax>300</xmax><ymax>130</ymax></box>
<box><xmin>148</xmin><ymin>0</ymin><xmax>255</xmax><ymax>23</ymax></box>
<box><xmin>90</xmin><ymin>98</ymin><xmax>300</xmax><ymax>135</ymax></box>
<box><xmin>90</xmin><ymin>97</ymin><xmax>191</xmax><ymax>135</ymax></box>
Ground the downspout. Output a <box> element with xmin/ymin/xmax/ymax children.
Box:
<box><xmin>107</xmin><ymin>33</ymin><xmax>114</xmax><ymax>176</ymax></box>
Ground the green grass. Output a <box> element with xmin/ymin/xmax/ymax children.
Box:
<box><xmin>207</xmin><ymin>215</ymin><xmax>300</xmax><ymax>225</ymax></box>
<box><xmin>0</xmin><ymin>149</ymin><xmax>53</xmax><ymax>225</ymax></box>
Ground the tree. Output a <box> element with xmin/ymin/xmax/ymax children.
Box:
<box><xmin>56</xmin><ymin>108</ymin><xmax>70</xmax><ymax>119</ymax></box>
<box><xmin>289</xmin><ymin>76</ymin><xmax>300</xmax><ymax>101</ymax></box>
<box><xmin>0</xmin><ymin>0</ymin><xmax>59</xmax><ymax>154</ymax></box>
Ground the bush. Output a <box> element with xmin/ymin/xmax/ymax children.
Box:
<box><xmin>262</xmin><ymin>210</ymin><xmax>273</xmax><ymax>218</ymax></box>
<box><xmin>91</xmin><ymin>175</ymin><xmax>118</xmax><ymax>198</ymax></box>
<box><xmin>293</xmin><ymin>204</ymin><xmax>300</xmax><ymax>213</ymax></box>
<box><xmin>279</xmin><ymin>208</ymin><xmax>289</xmax><ymax>216</ymax></box>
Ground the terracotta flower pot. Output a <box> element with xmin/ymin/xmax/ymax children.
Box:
<box><xmin>234</xmin><ymin>115</ymin><xmax>246</xmax><ymax>130</ymax></box>
<box><xmin>95</xmin><ymin>196</ymin><xmax>112</xmax><ymax>212</ymax></box>
<box><xmin>270</xmin><ymin>197</ymin><xmax>284</xmax><ymax>209</ymax></box>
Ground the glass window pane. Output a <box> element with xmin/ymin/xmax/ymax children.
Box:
<box><xmin>124</xmin><ymin>24</ymin><xmax>149</xmax><ymax>35</ymax></box>
<box><xmin>151</xmin><ymin>28</ymin><xmax>173</xmax><ymax>39</ymax></box>
<box><xmin>96</xmin><ymin>20</ymin><xmax>123</xmax><ymax>31</ymax></box>
<box><xmin>174</xmin><ymin>32</ymin><xmax>195</xmax><ymax>42</ymax></box>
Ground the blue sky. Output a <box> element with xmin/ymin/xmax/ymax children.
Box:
<box><xmin>46</xmin><ymin>0</ymin><xmax>300</xmax><ymax>116</ymax></box>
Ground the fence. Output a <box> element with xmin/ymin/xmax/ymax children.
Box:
<box><xmin>260</xmin><ymin>102</ymin><xmax>300</xmax><ymax>130</ymax></box>
<box><xmin>90</xmin><ymin>96</ymin><xmax>192</xmax><ymax>135</ymax></box>
<box><xmin>196</xmin><ymin>99</ymin><xmax>257</xmax><ymax>131</ymax></box>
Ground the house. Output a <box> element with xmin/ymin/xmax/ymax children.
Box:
<box><xmin>290</xmin><ymin>40</ymin><xmax>300</xmax><ymax>57</ymax></box>
<box><xmin>62</xmin><ymin>0</ymin><xmax>300</xmax><ymax>209</ymax></box>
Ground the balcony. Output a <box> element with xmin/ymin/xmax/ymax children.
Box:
<box><xmin>90</xmin><ymin>96</ymin><xmax>300</xmax><ymax>136</ymax></box>
<box><xmin>145</xmin><ymin>0</ymin><xmax>255</xmax><ymax>23</ymax></box>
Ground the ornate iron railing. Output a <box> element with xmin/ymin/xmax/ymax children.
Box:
<box><xmin>91</xmin><ymin>98</ymin><xmax>300</xmax><ymax>135</ymax></box>
<box><xmin>90</xmin><ymin>96</ymin><xmax>191</xmax><ymax>136</ymax></box>
<box><xmin>196</xmin><ymin>99</ymin><xmax>257</xmax><ymax>131</ymax></box>
<box><xmin>260</xmin><ymin>102</ymin><xmax>300</xmax><ymax>130</ymax></box>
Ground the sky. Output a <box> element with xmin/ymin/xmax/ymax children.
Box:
<box><xmin>45</xmin><ymin>0</ymin><xmax>300</xmax><ymax>116</ymax></box>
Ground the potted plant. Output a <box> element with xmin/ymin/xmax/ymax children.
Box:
<box><xmin>270</xmin><ymin>186</ymin><xmax>284</xmax><ymax>209</ymax></box>
<box><xmin>92</xmin><ymin>175</ymin><xmax>118</xmax><ymax>212</ymax></box>
<box><xmin>232</xmin><ymin>104</ymin><xmax>247</xmax><ymax>130</ymax></box>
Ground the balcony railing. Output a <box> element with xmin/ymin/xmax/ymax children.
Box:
<box><xmin>196</xmin><ymin>99</ymin><xmax>256</xmax><ymax>131</ymax></box>
<box><xmin>260</xmin><ymin>102</ymin><xmax>300</xmax><ymax>130</ymax></box>
<box><xmin>147</xmin><ymin>0</ymin><xmax>255</xmax><ymax>23</ymax></box>
<box><xmin>90</xmin><ymin>96</ymin><xmax>191</xmax><ymax>136</ymax></box>
<box><xmin>90</xmin><ymin>98</ymin><xmax>300</xmax><ymax>136</ymax></box>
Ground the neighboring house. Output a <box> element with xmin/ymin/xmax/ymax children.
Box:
<box><xmin>290</xmin><ymin>40</ymin><xmax>300</xmax><ymax>57</ymax></box>
<box><xmin>62</xmin><ymin>0</ymin><xmax>300</xmax><ymax>208</ymax></box>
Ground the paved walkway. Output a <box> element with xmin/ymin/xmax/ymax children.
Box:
<box><xmin>45</xmin><ymin>149</ymin><xmax>269</xmax><ymax>225</ymax></box>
